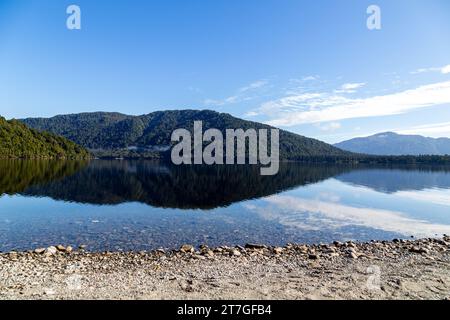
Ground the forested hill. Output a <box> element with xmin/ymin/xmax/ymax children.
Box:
<box><xmin>0</xmin><ymin>116</ymin><xmax>90</xmax><ymax>159</ymax></box>
<box><xmin>21</xmin><ymin>110</ymin><xmax>351</xmax><ymax>160</ymax></box>
<box><xmin>335</xmin><ymin>132</ymin><xmax>450</xmax><ymax>156</ymax></box>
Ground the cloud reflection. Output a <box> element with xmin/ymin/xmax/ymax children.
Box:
<box><xmin>245</xmin><ymin>195</ymin><xmax>450</xmax><ymax>238</ymax></box>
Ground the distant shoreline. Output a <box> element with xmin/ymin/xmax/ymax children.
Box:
<box><xmin>1</xmin><ymin>237</ymin><xmax>449</xmax><ymax>300</ymax></box>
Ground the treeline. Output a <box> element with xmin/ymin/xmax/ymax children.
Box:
<box><xmin>0</xmin><ymin>117</ymin><xmax>91</xmax><ymax>159</ymax></box>
<box><xmin>21</xmin><ymin>110</ymin><xmax>350</xmax><ymax>158</ymax></box>
<box><xmin>291</xmin><ymin>154</ymin><xmax>450</xmax><ymax>165</ymax></box>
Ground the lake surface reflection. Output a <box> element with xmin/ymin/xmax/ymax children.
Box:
<box><xmin>1</xmin><ymin>160</ymin><xmax>450</xmax><ymax>252</ymax></box>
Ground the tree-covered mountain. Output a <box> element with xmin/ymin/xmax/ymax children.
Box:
<box><xmin>0</xmin><ymin>116</ymin><xmax>90</xmax><ymax>159</ymax></box>
<box><xmin>21</xmin><ymin>110</ymin><xmax>351</xmax><ymax>160</ymax></box>
<box><xmin>335</xmin><ymin>132</ymin><xmax>450</xmax><ymax>156</ymax></box>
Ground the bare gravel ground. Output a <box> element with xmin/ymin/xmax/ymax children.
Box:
<box><xmin>1</xmin><ymin>237</ymin><xmax>449</xmax><ymax>300</ymax></box>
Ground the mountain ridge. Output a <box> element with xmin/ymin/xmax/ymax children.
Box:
<box><xmin>21</xmin><ymin>110</ymin><xmax>351</xmax><ymax>160</ymax></box>
<box><xmin>335</xmin><ymin>132</ymin><xmax>450</xmax><ymax>156</ymax></box>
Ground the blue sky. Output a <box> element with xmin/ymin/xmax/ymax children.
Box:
<box><xmin>1</xmin><ymin>0</ymin><xmax>450</xmax><ymax>143</ymax></box>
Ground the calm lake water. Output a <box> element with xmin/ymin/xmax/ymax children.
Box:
<box><xmin>1</xmin><ymin>160</ymin><xmax>450</xmax><ymax>252</ymax></box>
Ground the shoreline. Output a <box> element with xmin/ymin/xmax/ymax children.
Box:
<box><xmin>1</xmin><ymin>236</ymin><xmax>449</xmax><ymax>300</ymax></box>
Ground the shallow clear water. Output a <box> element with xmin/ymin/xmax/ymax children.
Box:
<box><xmin>1</xmin><ymin>160</ymin><xmax>450</xmax><ymax>252</ymax></box>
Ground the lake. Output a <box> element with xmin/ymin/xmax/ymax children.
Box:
<box><xmin>1</xmin><ymin>160</ymin><xmax>450</xmax><ymax>252</ymax></box>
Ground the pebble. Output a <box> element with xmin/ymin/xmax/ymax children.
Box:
<box><xmin>348</xmin><ymin>252</ymin><xmax>359</xmax><ymax>259</ymax></box>
<box><xmin>410</xmin><ymin>246</ymin><xmax>429</xmax><ymax>254</ymax></box>
<box><xmin>56</xmin><ymin>245</ymin><xmax>66</xmax><ymax>252</ymax></box>
<box><xmin>44</xmin><ymin>289</ymin><xmax>56</xmax><ymax>296</ymax></box>
<box><xmin>231</xmin><ymin>249</ymin><xmax>241</xmax><ymax>257</ymax></box>
<box><xmin>180</xmin><ymin>244</ymin><xmax>194</xmax><ymax>253</ymax></box>
<box><xmin>245</xmin><ymin>243</ymin><xmax>267</xmax><ymax>250</ymax></box>
<box><xmin>347</xmin><ymin>242</ymin><xmax>357</xmax><ymax>248</ymax></box>
<box><xmin>44</xmin><ymin>246</ymin><xmax>58</xmax><ymax>256</ymax></box>
<box><xmin>273</xmin><ymin>247</ymin><xmax>283</xmax><ymax>255</ymax></box>
<box><xmin>34</xmin><ymin>248</ymin><xmax>46</xmax><ymax>254</ymax></box>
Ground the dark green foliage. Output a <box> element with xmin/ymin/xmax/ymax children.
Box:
<box><xmin>18</xmin><ymin>160</ymin><xmax>352</xmax><ymax>209</ymax></box>
<box><xmin>0</xmin><ymin>116</ymin><xmax>90</xmax><ymax>159</ymax></box>
<box><xmin>0</xmin><ymin>159</ymin><xmax>88</xmax><ymax>195</ymax></box>
<box><xmin>20</xmin><ymin>110</ymin><xmax>450</xmax><ymax>164</ymax></box>
<box><xmin>21</xmin><ymin>110</ymin><xmax>350</xmax><ymax>160</ymax></box>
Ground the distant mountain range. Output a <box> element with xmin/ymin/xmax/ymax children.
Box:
<box><xmin>0</xmin><ymin>116</ymin><xmax>90</xmax><ymax>159</ymax></box>
<box><xmin>21</xmin><ymin>110</ymin><xmax>350</xmax><ymax>160</ymax></box>
<box><xmin>335</xmin><ymin>132</ymin><xmax>450</xmax><ymax>156</ymax></box>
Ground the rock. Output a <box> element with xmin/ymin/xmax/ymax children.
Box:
<box><xmin>409</xmin><ymin>246</ymin><xmax>429</xmax><ymax>254</ymax></box>
<box><xmin>333</xmin><ymin>241</ymin><xmax>343</xmax><ymax>247</ymax></box>
<box><xmin>349</xmin><ymin>252</ymin><xmax>359</xmax><ymax>259</ymax></box>
<box><xmin>34</xmin><ymin>248</ymin><xmax>46</xmax><ymax>254</ymax></box>
<box><xmin>56</xmin><ymin>245</ymin><xmax>66</xmax><ymax>252</ymax></box>
<box><xmin>231</xmin><ymin>249</ymin><xmax>241</xmax><ymax>257</ymax></box>
<box><xmin>180</xmin><ymin>244</ymin><xmax>194</xmax><ymax>253</ymax></box>
<box><xmin>273</xmin><ymin>247</ymin><xmax>283</xmax><ymax>255</ymax></box>
<box><xmin>44</xmin><ymin>246</ymin><xmax>58</xmax><ymax>256</ymax></box>
<box><xmin>245</xmin><ymin>243</ymin><xmax>267</xmax><ymax>250</ymax></box>
<box><xmin>347</xmin><ymin>242</ymin><xmax>357</xmax><ymax>248</ymax></box>
<box><xmin>323</xmin><ymin>247</ymin><xmax>336</xmax><ymax>254</ymax></box>
<box><xmin>79</xmin><ymin>245</ymin><xmax>87</xmax><ymax>250</ymax></box>
<box><xmin>308</xmin><ymin>254</ymin><xmax>319</xmax><ymax>260</ymax></box>
<box><xmin>8</xmin><ymin>252</ymin><xmax>18</xmax><ymax>260</ymax></box>
<box><xmin>296</xmin><ymin>245</ymin><xmax>308</xmax><ymax>253</ymax></box>
<box><xmin>44</xmin><ymin>289</ymin><xmax>56</xmax><ymax>296</ymax></box>
<box><xmin>329</xmin><ymin>252</ymin><xmax>340</xmax><ymax>258</ymax></box>
<box><xmin>66</xmin><ymin>246</ymin><xmax>73</xmax><ymax>253</ymax></box>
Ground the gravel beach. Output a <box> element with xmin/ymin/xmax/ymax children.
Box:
<box><xmin>1</xmin><ymin>237</ymin><xmax>449</xmax><ymax>300</ymax></box>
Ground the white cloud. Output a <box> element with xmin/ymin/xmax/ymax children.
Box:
<box><xmin>442</xmin><ymin>65</ymin><xmax>450</xmax><ymax>74</ymax></box>
<box><xmin>410</xmin><ymin>64</ymin><xmax>450</xmax><ymax>75</ymax></box>
<box><xmin>239</xmin><ymin>80</ymin><xmax>268</xmax><ymax>93</ymax></box>
<box><xmin>334</xmin><ymin>82</ymin><xmax>366</xmax><ymax>94</ymax></box>
<box><xmin>204</xmin><ymin>80</ymin><xmax>268</xmax><ymax>106</ymax></box>
<box><xmin>315</xmin><ymin>122</ymin><xmax>341</xmax><ymax>132</ymax></box>
<box><xmin>302</xmin><ymin>75</ymin><xmax>319</xmax><ymax>81</ymax></box>
<box><xmin>396</xmin><ymin>121</ymin><xmax>450</xmax><ymax>137</ymax></box>
<box><xmin>410</xmin><ymin>67</ymin><xmax>440</xmax><ymax>74</ymax></box>
<box><xmin>254</xmin><ymin>81</ymin><xmax>450</xmax><ymax>127</ymax></box>
<box><xmin>247</xmin><ymin>195</ymin><xmax>450</xmax><ymax>238</ymax></box>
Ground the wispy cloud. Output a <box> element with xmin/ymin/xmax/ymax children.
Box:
<box><xmin>396</xmin><ymin>121</ymin><xmax>450</xmax><ymax>137</ymax></box>
<box><xmin>410</xmin><ymin>64</ymin><xmax>450</xmax><ymax>75</ymax></box>
<box><xmin>301</xmin><ymin>75</ymin><xmax>319</xmax><ymax>81</ymax></box>
<box><xmin>249</xmin><ymin>81</ymin><xmax>450</xmax><ymax>127</ymax></box>
<box><xmin>238</xmin><ymin>80</ymin><xmax>268</xmax><ymax>93</ymax></box>
<box><xmin>335</xmin><ymin>82</ymin><xmax>366</xmax><ymax>94</ymax></box>
<box><xmin>315</xmin><ymin>122</ymin><xmax>341</xmax><ymax>132</ymax></box>
<box><xmin>204</xmin><ymin>80</ymin><xmax>268</xmax><ymax>106</ymax></box>
<box><xmin>443</xmin><ymin>65</ymin><xmax>450</xmax><ymax>74</ymax></box>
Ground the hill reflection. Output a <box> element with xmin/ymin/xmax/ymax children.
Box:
<box><xmin>16</xmin><ymin>160</ymin><xmax>347</xmax><ymax>209</ymax></box>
